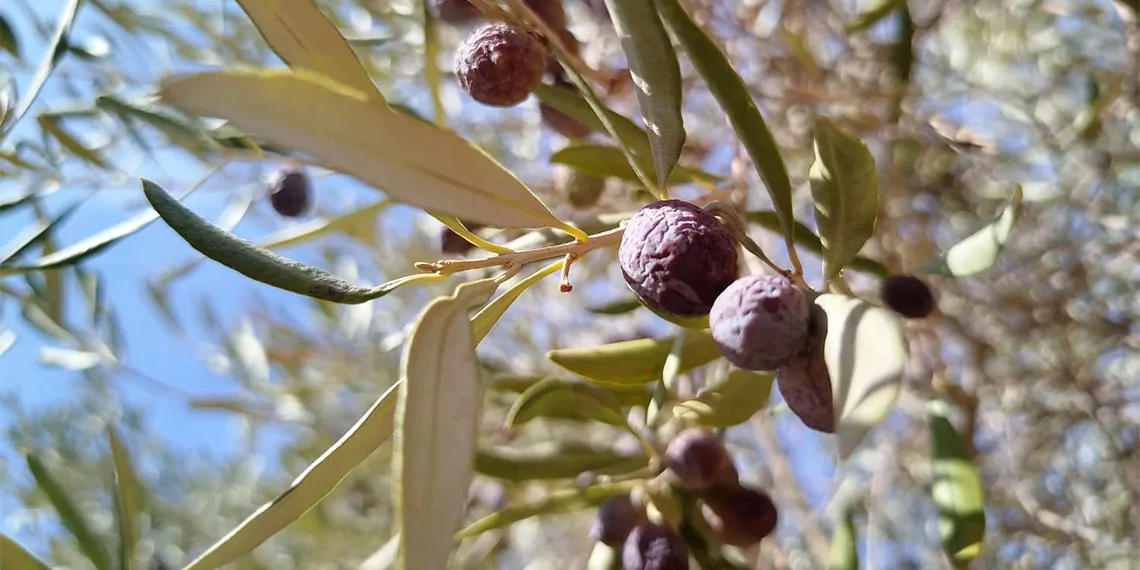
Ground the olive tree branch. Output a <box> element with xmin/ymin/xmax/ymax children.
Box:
<box><xmin>415</xmin><ymin>226</ymin><xmax>624</xmax><ymax>277</ymax></box>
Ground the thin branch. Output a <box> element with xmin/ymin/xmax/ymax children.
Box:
<box><xmin>415</xmin><ymin>226</ymin><xmax>624</xmax><ymax>276</ymax></box>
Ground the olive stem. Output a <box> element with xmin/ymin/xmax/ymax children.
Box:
<box><xmin>703</xmin><ymin>202</ymin><xmax>788</xmax><ymax>277</ymax></box>
<box><xmin>415</xmin><ymin>225</ymin><xmax>624</xmax><ymax>276</ymax></box>
<box><xmin>498</xmin><ymin>0</ymin><xmax>612</xmax><ymax>86</ymax></box>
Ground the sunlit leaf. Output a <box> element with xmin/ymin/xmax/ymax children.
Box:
<box><xmin>475</xmin><ymin>441</ymin><xmax>646</xmax><ymax>481</ymax></box>
<box><xmin>602</xmin><ymin>0</ymin><xmax>685</xmax><ymax>186</ymax></box>
<box><xmin>234</xmin><ymin>0</ymin><xmax>379</xmax><ymax>97</ymax></box>
<box><xmin>656</xmin><ymin>0</ymin><xmax>797</xmax><ymax>255</ymax></box>
<box><xmin>829</xmin><ymin>506</ymin><xmax>858</xmax><ymax>570</ymax></box>
<box><xmin>814</xmin><ymin>294</ymin><xmax>906</xmax><ymax>459</ymax></box>
<box><xmin>26</xmin><ymin>452</ymin><xmax>112</xmax><ymax>570</ymax></box>
<box><xmin>457</xmin><ymin>480</ymin><xmax>637</xmax><ymax>539</ymax></box>
<box><xmin>0</xmin><ymin>189</ymin><xmax>44</xmax><ymax>214</ymax></box>
<box><xmin>182</xmin><ymin>381</ymin><xmax>402</xmax><ymax>570</ymax></box>
<box><xmin>550</xmin><ymin>144</ymin><xmax>721</xmax><ymax>186</ymax></box>
<box><xmin>0</xmin><ymin>200</ymin><xmax>83</xmax><ymax>265</ymax></box>
<box><xmin>5</xmin><ymin>0</ymin><xmax>86</xmax><ymax>134</ymax></box>
<box><xmin>492</xmin><ymin>375</ymin><xmax>653</xmax><ymax>407</ymax></box>
<box><xmin>925</xmin><ymin>186</ymin><xmax>1022</xmax><ymax>277</ymax></box>
<box><xmin>809</xmin><ymin>118</ymin><xmax>879</xmax><ymax>283</ymax></box>
<box><xmin>745</xmin><ymin>210</ymin><xmax>888</xmax><ymax>277</ymax></box>
<box><xmin>547</xmin><ymin>330</ymin><xmax>722</xmax><ymax>385</ymax></box>
<box><xmin>142</xmin><ymin>178</ymin><xmax>442</xmax><ymax>303</ymax></box>
<box><xmin>38</xmin><ymin>346</ymin><xmax>104</xmax><ymax>370</ymax></box>
<box><xmin>160</xmin><ymin>70</ymin><xmax>580</xmax><ymax>235</ymax></box>
<box><xmin>393</xmin><ymin>278</ymin><xmax>499</xmax><ymax>570</ymax></box>
<box><xmin>108</xmin><ymin>426</ymin><xmax>143</xmax><ymax>570</ymax></box>
<box><xmin>472</xmin><ymin>260</ymin><xmax>562</xmax><ymax>343</ymax></box>
<box><xmin>0</xmin><ymin>532</ymin><xmax>53</xmax><ymax>570</ymax></box>
<box><xmin>674</xmin><ymin>369</ymin><xmax>773</xmax><ymax>428</ymax></box>
<box><xmin>0</xmin><ymin>329</ymin><xmax>16</xmax><ymax>357</ymax></box>
<box><xmin>505</xmin><ymin>377</ymin><xmax>629</xmax><ymax>427</ymax></box>
<box><xmin>928</xmin><ymin>400</ymin><xmax>986</xmax><ymax>567</ymax></box>
<box><xmin>0</xmin><ymin>13</ymin><xmax>18</xmax><ymax>58</ymax></box>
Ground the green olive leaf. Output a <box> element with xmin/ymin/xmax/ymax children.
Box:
<box><xmin>38</xmin><ymin>113</ymin><xmax>111</xmax><ymax>169</ymax></box>
<box><xmin>928</xmin><ymin>400</ymin><xmax>986</xmax><ymax>567</ymax></box>
<box><xmin>533</xmin><ymin>83</ymin><xmax>652</xmax><ymax>157</ymax></box>
<box><xmin>925</xmin><ymin>185</ymin><xmax>1022</xmax><ymax>277</ymax></box>
<box><xmin>1</xmin><ymin>532</ymin><xmax>53</xmax><ymax>570</ymax></box>
<box><xmin>142</xmin><ymin>178</ymin><xmax>442</xmax><ymax>304</ymax></box>
<box><xmin>674</xmin><ymin>369</ymin><xmax>773</xmax><ymax>428</ymax></box>
<box><xmin>25</xmin><ymin>452</ymin><xmax>112</xmax><ymax>570</ymax></box>
<box><xmin>160</xmin><ymin>69</ymin><xmax>582</xmax><ymax>236</ymax></box>
<box><xmin>814</xmin><ymin>294</ymin><xmax>906</xmax><ymax>459</ymax></box>
<box><xmin>0</xmin><ymin>14</ymin><xmax>19</xmax><ymax>59</ymax></box>
<box><xmin>506</xmin><ymin>377</ymin><xmax>629</xmax><ymax>427</ymax></box>
<box><xmin>602</xmin><ymin>0</ymin><xmax>685</xmax><ymax>187</ymax></box>
<box><xmin>233</xmin><ymin>0</ymin><xmax>379</xmax><ymax>97</ymax></box>
<box><xmin>394</xmin><ymin>278</ymin><xmax>500</xmax><ymax>570</ymax></box>
<box><xmin>655</xmin><ymin>0</ymin><xmax>797</xmax><ymax>257</ymax></box>
<box><xmin>5</xmin><ymin>0</ymin><xmax>85</xmax><ymax>136</ymax></box>
<box><xmin>456</xmin><ymin>480</ymin><xmax>638</xmax><ymax>539</ymax></box>
<box><xmin>546</xmin><ymin>330</ymin><xmax>723</xmax><ymax>385</ymax></box>
<box><xmin>472</xmin><ymin>260</ymin><xmax>563</xmax><ymax>343</ymax></box>
<box><xmin>809</xmin><ymin>118</ymin><xmax>880</xmax><ymax>283</ymax></box>
<box><xmin>550</xmin><ymin>144</ymin><xmax>721</xmax><ymax>186</ymax></box>
<box><xmin>829</xmin><ymin>506</ymin><xmax>859</xmax><ymax>570</ymax></box>
<box><xmin>474</xmin><ymin>441</ymin><xmax>646</xmax><ymax>482</ymax></box>
<box><xmin>586</xmin><ymin>296</ymin><xmax>643</xmax><ymax>315</ymax></box>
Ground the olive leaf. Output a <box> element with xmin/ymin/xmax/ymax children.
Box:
<box><xmin>745</xmin><ymin>210</ymin><xmax>888</xmax><ymax>277</ymax></box>
<box><xmin>108</xmin><ymin>426</ymin><xmax>143</xmax><ymax>570</ymax></box>
<box><xmin>847</xmin><ymin>0</ymin><xmax>905</xmax><ymax>33</ymax></box>
<box><xmin>829</xmin><ymin>506</ymin><xmax>859</xmax><ymax>570</ymax></box>
<box><xmin>674</xmin><ymin>368</ymin><xmax>774</xmax><ymax>428</ymax></box>
<box><xmin>142</xmin><ymin>178</ymin><xmax>442</xmax><ymax>304</ymax></box>
<box><xmin>472</xmin><ymin>260</ymin><xmax>563</xmax><ymax>343</ymax></box>
<box><xmin>547</xmin><ymin>330</ymin><xmax>723</xmax><ymax>385</ymax></box>
<box><xmin>5</xmin><ymin>0</ymin><xmax>85</xmax><ymax>135</ymax></box>
<box><xmin>602</xmin><ymin>0</ymin><xmax>685</xmax><ymax>187</ymax></box>
<box><xmin>532</xmin><ymin>83</ymin><xmax>653</xmax><ymax>158</ymax></box>
<box><xmin>550</xmin><ymin>144</ymin><xmax>721</xmax><ymax>186</ymax></box>
<box><xmin>26</xmin><ymin>452</ymin><xmax>112</xmax><ymax>570</ymax></box>
<box><xmin>506</xmin><ymin>377</ymin><xmax>629</xmax><ymax>427</ymax></box>
<box><xmin>457</xmin><ymin>481</ymin><xmax>638</xmax><ymax>539</ymax></box>
<box><xmin>809</xmin><ymin>118</ymin><xmax>879</xmax><ymax>283</ymax></box>
<box><xmin>475</xmin><ymin>441</ymin><xmax>646</xmax><ymax>481</ymax></box>
<box><xmin>393</xmin><ymin>278</ymin><xmax>500</xmax><ymax>570</ymax></box>
<box><xmin>160</xmin><ymin>69</ymin><xmax>582</xmax><ymax>236</ymax></box>
<box><xmin>814</xmin><ymin>294</ymin><xmax>906</xmax><ymax>459</ymax></box>
<box><xmin>38</xmin><ymin>113</ymin><xmax>111</xmax><ymax>169</ymax></box>
<box><xmin>1</xmin><ymin>532</ymin><xmax>53</xmax><ymax>570</ymax></box>
<box><xmin>233</xmin><ymin>0</ymin><xmax>379</xmax><ymax>97</ymax></box>
<box><xmin>586</xmin><ymin>296</ymin><xmax>643</xmax><ymax>315</ymax></box>
<box><xmin>928</xmin><ymin>400</ymin><xmax>986</xmax><ymax>567</ymax></box>
<box><xmin>655</xmin><ymin>0</ymin><xmax>797</xmax><ymax>257</ymax></box>
<box><xmin>0</xmin><ymin>13</ymin><xmax>18</xmax><ymax>58</ymax></box>
<box><xmin>925</xmin><ymin>185</ymin><xmax>1022</xmax><ymax>277</ymax></box>
<box><xmin>182</xmin><ymin>380</ymin><xmax>402</xmax><ymax>570</ymax></box>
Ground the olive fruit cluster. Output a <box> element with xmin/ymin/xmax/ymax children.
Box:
<box><xmin>617</xmin><ymin>200</ymin><xmax>834</xmax><ymax>433</ymax></box>
<box><xmin>589</xmin><ymin>429</ymin><xmax>778</xmax><ymax>569</ymax></box>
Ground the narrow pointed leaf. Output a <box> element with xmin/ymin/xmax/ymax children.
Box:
<box><xmin>1</xmin><ymin>532</ymin><xmax>53</xmax><ymax>570</ymax></box>
<box><xmin>602</xmin><ymin>0</ymin><xmax>685</xmax><ymax>186</ymax></box>
<box><xmin>394</xmin><ymin>279</ymin><xmax>499</xmax><ymax>570</ymax></box>
<box><xmin>0</xmin><ymin>330</ymin><xmax>16</xmax><ymax>357</ymax></box>
<box><xmin>492</xmin><ymin>375</ymin><xmax>653</xmax><ymax>408</ymax></box>
<box><xmin>160</xmin><ymin>70</ymin><xmax>577</xmax><ymax>234</ymax></box>
<box><xmin>809</xmin><ymin>118</ymin><xmax>879</xmax><ymax>282</ymax></box>
<box><xmin>814</xmin><ymin>294</ymin><xmax>906</xmax><ymax>459</ymax></box>
<box><xmin>182</xmin><ymin>381</ymin><xmax>402</xmax><ymax>570</ymax></box>
<box><xmin>746</xmin><ymin>210</ymin><xmax>888</xmax><ymax>277</ymax></box>
<box><xmin>38</xmin><ymin>114</ymin><xmax>111</xmax><ymax>168</ymax></box>
<box><xmin>95</xmin><ymin>95</ymin><xmax>217</xmax><ymax>153</ymax></box>
<box><xmin>6</xmin><ymin>0</ymin><xmax>86</xmax><ymax>133</ymax></box>
<box><xmin>586</xmin><ymin>296</ymin><xmax>642</xmax><ymax>315</ymax></box>
<box><xmin>506</xmin><ymin>377</ymin><xmax>629</xmax><ymax>427</ymax></box>
<box><xmin>457</xmin><ymin>481</ymin><xmax>638</xmax><ymax>539</ymax></box>
<box><xmin>26</xmin><ymin>452</ymin><xmax>112</xmax><ymax>570</ymax></box>
<box><xmin>656</xmin><ymin>0</ymin><xmax>796</xmax><ymax>253</ymax></box>
<box><xmin>829</xmin><ymin>507</ymin><xmax>858</xmax><ymax>570</ymax></box>
<box><xmin>0</xmin><ymin>189</ymin><xmax>43</xmax><ymax>214</ymax></box>
<box><xmin>550</xmin><ymin>144</ymin><xmax>720</xmax><ymax>186</ymax></box>
<box><xmin>142</xmin><ymin>178</ymin><xmax>441</xmax><ymax>303</ymax></box>
<box><xmin>547</xmin><ymin>330</ymin><xmax>722</xmax><ymax>385</ymax></box>
<box><xmin>108</xmin><ymin>426</ymin><xmax>143</xmax><ymax>570</ymax></box>
<box><xmin>234</xmin><ymin>0</ymin><xmax>378</xmax><ymax>97</ymax></box>
<box><xmin>925</xmin><ymin>186</ymin><xmax>1022</xmax><ymax>277</ymax></box>
<box><xmin>0</xmin><ymin>201</ymin><xmax>83</xmax><ymax>265</ymax></box>
<box><xmin>929</xmin><ymin>401</ymin><xmax>986</xmax><ymax>567</ymax></box>
<box><xmin>0</xmin><ymin>14</ymin><xmax>18</xmax><ymax>58</ymax></box>
<box><xmin>674</xmin><ymin>369</ymin><xmax>773</xmax><ymax>428</ymax></box>
<box><xmin>533</xmin><ymin>83</ymin><xmax>652</xmax><ymax>156</ymax></box>
<box><xmin>475</xmin><ymin>442</ymin><xmax>646</xmax><ymax>481</ymax></box>
<box><xmin>472</xmin><ymin>260</ymin><xmax>562</xmax><ymax>343</ymax></box>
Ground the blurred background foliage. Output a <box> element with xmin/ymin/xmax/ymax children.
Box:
<box><xmin>0</xmin><ymin>0</ymin><xmax>1137</xmax><ymax>568</ymax></box>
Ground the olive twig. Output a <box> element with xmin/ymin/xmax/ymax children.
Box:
<box><xmin>415</xmin><ymin>225</ymin><xmax>624</xmax><ymax>277</ymax></box>
<box><xmin>499</xmin><ymin>0</ymin><xmax>611</xmax><ymax>86</ymax></box>
<box><xmin>703</xmin><ymin>202</ymin><xmax>786</xmax><ymax>274</ymax></box>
